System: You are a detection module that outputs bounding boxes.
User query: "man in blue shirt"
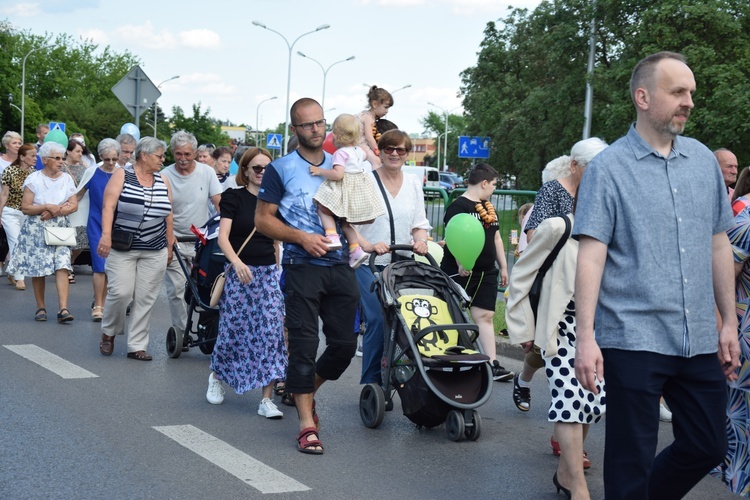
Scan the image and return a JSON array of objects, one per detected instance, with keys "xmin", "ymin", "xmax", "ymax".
[
  {"xmin": 573, "ymin": 52, "xmax": 740, "ymax": 499},
  {"xmin": 256, "ymin": 98, "xmax": 359, "ymax": 455}
]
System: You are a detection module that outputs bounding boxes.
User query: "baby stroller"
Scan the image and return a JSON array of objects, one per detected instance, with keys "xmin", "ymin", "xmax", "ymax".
[
  {"xmin": 166, "ymin": 215, "xmax": 224, "ymax": 358},
  {"xmin": 359, "ymin": 245, "xmax": 493, "ymax": 441}
]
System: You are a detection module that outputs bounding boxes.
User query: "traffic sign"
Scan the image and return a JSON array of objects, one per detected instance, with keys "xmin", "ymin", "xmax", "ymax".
[
  {"xmin": 267, "ymin": 133, "xmax": 282, "ymax": 150},
  {"xmin": 458, "ymin": 136, "xmax": 490, "ymax": 159},
  {"xmin": 49, "ymin": 122, "xmax": 66, "ymax": 133},
  {"xmin": 112, "ymin": 65, "xmax": 161, "ymax": 126}
]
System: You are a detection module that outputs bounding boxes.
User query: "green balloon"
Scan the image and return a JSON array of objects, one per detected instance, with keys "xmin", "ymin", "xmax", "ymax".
[
  {"xmin": 44, "ymin": 129, "xmax": 68, "ymax": 148},
  {"xmin": 444, "ymin": 213, "xmax": 484, "ymax": 270}
]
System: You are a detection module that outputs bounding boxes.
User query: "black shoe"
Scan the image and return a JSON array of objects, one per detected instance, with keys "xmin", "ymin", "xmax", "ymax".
[
  {"xmin": 491, "ymin": 360, "xmax": 513, "ymax": 382},
  {"xmin": 512, "ymin": 373, "xmax": 531, "ymax": 411},
  {"xmin": 281, "ymin": 392, "xmax": 296, "ymax": 407},
  {"xmin": 553, "ymin": 472, "xmax": 571, "ymax": 499}
]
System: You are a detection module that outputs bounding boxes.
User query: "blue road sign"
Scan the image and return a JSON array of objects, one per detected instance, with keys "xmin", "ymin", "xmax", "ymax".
[
  {"xmin": 267, "ymin": 133, "xmax": 282, "ymax": 150},
  {"xmin": 458, "ymin": 136, "xmax": 490, "ymax": 159},
  {"xmin": 49, "ymin": 121, "xmax": 66, "ymax": 133}
]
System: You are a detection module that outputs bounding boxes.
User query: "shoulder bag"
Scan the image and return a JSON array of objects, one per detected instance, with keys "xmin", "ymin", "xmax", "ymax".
[
  {"xmin": 209, "ymin": 227, "xmax": 256, "ymax": 308},
  {"xmin": 528, "ymin": 214, "xmax": 571, "ymax": 323}
]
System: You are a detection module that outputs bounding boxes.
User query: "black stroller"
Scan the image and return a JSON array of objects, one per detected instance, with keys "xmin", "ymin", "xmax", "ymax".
[
  {"xmin": 359, "ymin": 245, "xmax": 493, "ymax": 441},
  {"xmin": 165, "ymin": 215, "xmax": 224, "ymax": 358}
]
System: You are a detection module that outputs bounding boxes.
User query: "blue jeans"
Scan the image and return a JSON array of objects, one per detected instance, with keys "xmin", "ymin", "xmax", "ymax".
[{"xmin": 356, "ymin": 265, "xmax": 386, "ymax": 384}]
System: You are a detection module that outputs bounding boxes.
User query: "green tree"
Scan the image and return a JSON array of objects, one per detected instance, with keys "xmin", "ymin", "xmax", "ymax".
[
  {"xmin": 169, "ymin": 102, "xmax": 231, "ymax": 150},
  {"xmin": 420, "ymin": 111, "xmax": 469, "ymax": 175},
  {"xmin": 459, "ymin": 0, "xmax": 750, "ymax": 189}
]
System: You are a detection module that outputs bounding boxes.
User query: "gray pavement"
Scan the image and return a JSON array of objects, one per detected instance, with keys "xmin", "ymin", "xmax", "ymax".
[{"xmin": 0, "ymin": 267, "xmax": 736, "ymax": 499}]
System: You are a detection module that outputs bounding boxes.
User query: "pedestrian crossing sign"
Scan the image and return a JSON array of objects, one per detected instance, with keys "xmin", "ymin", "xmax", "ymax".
[
  {"xmin": 49, "ymin": 121, "xmax": 66, "ymax": 133},
  {"xmin": 267, "ymin": 133, "xmax": 282, "ymax": 150}
]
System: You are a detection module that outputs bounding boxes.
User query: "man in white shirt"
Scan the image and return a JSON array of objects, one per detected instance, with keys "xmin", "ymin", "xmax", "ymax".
[{"xmin": 161, "ymin": 131, "xmax": 222, "ymax": 341}]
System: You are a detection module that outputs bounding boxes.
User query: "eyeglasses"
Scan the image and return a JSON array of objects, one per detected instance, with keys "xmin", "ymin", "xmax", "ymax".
[
  {"xmin": 149, "ymin": 153, "xmax": 166, "ymax": 160},
  {"xmin": 383, "ymin": 146, "xmax": 408, "ymax": 156},
  {"xmin": 244, "ymin": 165, "xmax": 267, "ymax": 173},
  {"xmin": 46, "ymin": 156, "xmax": 64, "ymax": 161},
  {"xmin": 102, "ymin": 158, "xmax": 118, "ymax": 163},
  {"xmin": 293, "ymin": 119, "xmax": 326, "ymax": 131}
]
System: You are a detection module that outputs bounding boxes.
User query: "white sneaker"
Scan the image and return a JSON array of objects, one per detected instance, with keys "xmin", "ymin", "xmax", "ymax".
[
  {"xmin": 206, "ymin": 373, "xmax": 225, "ymax": 405},
  {"xmin": 258, "ymin": 398, "xmax": 283, "ymax": 419},
  {"xmin": 355, "ymin": 335, "xmax": 363, "ymax": 357},
  {"xmin": 659, "ymin": 402, "xmax": 672, "ymax": 422}
]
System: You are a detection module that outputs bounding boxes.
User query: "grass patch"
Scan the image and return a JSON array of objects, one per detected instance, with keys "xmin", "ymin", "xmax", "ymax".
[{"xmin": 493, "ymin": 298, "xmax": 507, "ymax": 335}]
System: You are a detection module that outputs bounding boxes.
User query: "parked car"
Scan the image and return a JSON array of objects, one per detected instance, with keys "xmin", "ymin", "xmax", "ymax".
[
  {"xmin": 439, "ymin": 173, "xmax": 456, "ymax": 191},
  {"xmin": 442, "ymin": 172, "xmax": 464, "ymax": 188}
]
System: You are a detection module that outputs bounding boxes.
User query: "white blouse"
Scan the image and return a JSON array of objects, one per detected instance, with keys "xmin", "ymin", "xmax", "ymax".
[{"xmin": 23, "ymin": 170, "xmax": 77, "ymax": 206}]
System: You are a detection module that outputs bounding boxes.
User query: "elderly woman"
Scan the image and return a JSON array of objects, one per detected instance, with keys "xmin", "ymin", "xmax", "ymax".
[
  {"xmin": 0, "ymin": 131, "xmax": 22, "ymax": 173},
  {"xmin": 76, "ymin": 139, "xmax": 121, "ymax": 321},
  {"xmin": 0, "ymin": 143, "xmax": 38, "ymax": 290},
  {"xmin": 98, "ymin": 137, "xmax": 173, "ymax": 360},
  {"xmin": 7, "ymin": 141, "xmax": 78, "ymax": 322},
  {"xmin": 197, "ymin": 144, "xmax": 215, "ymax": 166},
  {"xmin": 206, "ymin": 147, "xmax": 287, "ymax": 420},
  {"xmin": 64, "ymin": 139, "xmax": 89, "ymax": 283},
  {"xmin": 354, "ymin": 129, "xmax": 431, "ymax": 385}
]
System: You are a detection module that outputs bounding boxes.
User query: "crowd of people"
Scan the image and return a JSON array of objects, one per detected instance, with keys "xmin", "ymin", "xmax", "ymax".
[{"xmin": 1, "ymin": 53, "xmax": 749, "ymax": 498}]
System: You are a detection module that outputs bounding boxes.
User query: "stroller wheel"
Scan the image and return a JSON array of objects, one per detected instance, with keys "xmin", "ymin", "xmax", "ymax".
[
  {"xmin": 446, "ymin": 410, "xmax": 465, "ymax": 441},
  {"xmin": 166, "ymin": 326, "xmax": 183, "ymax": 359},
  {"xmin": 359, "ymin": 383, "xmax": 385, "ymax": 428},
  {"xmin": 464, "ymin": 410, "xmax": 482, "ymax": 441}
]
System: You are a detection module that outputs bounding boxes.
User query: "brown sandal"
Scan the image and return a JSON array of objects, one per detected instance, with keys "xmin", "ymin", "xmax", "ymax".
[
  {"xmin": 99, "ymin": 334, "xmax": 114, "ymax": 356},
  {"xmin": 297, "ymin": 427, "xmax": 324, "ymax": 455},
  {"xmin": 127, "ymin": 350, "xmax": 152, "ymax": 361}
]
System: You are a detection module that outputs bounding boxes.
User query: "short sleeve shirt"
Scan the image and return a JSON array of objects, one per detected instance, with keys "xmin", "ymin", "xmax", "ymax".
[
  {"xmin": 161, "ymin": 162, "xmax": 223, "ymax": 238},
  {"xmin": 573, "ymin": 125, "xmax": 733, "ymax": 357},
  {"xmin": 219, "ymin": 187, "xmax": 275, "ymax": 266},
  {"xmin": 23, "ymin": 170, "xmax": 77, "ymax": 206},
  {"xmin": 1, "ymin": 165, "xmax": 33, "ymax": 210}
]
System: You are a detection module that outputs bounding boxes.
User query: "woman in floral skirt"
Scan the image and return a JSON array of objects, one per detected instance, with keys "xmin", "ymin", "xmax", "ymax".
[{"xmin": 205, "ymin": 147, "xmax": 287, "ymax": 419}]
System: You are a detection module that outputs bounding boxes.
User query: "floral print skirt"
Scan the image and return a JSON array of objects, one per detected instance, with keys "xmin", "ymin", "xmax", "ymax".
[
  {"xmin": 210, "ymin": 263, "xmax": 287, "ymax": 394},
  {"xmin": 7, "ymin": 215, "xmax": 72, "ymax": 277}
]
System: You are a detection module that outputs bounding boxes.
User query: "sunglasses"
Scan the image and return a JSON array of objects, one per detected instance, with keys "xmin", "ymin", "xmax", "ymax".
[
  {"xmin": 244, "ymin": 165, "xmax": 267, "ymax": 173},
  {"xmin": 383, "ymin": 146, "xmax": 408, "ymax": 156}
]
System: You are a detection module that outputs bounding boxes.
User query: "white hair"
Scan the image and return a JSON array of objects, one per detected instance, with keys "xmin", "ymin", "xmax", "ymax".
[
  {"xmin": 542, "ymin": 155, "xmax": 571, "ymax": 183},
  {"xmin": 570, "ymin": 137, "xmax": 608, "ymax": 167},
  {"xmin": 38, "ymin": 141, "xmax": 65, "ymax": 158}
]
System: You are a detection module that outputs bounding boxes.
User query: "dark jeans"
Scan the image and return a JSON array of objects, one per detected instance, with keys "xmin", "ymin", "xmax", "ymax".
[
  {"xmin": 283, "ymin": 263, "xmax": 359, "ymax": 394},
  {"xmin": 601, "ymin": 348, "xmax": 727, "ymax": 500},
  {"xmin": 356, "ymin": 264, "xmax": 385, "ymax": 384}
]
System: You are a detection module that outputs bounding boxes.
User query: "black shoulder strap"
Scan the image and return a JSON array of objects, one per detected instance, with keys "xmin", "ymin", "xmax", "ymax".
[
  {"xmin": 538, "ymin": 214, "xmax": 572, "ymax": 278},
  {"xmin": 373, "ymin": 170, "xmax": 396, "ymax": 245}
]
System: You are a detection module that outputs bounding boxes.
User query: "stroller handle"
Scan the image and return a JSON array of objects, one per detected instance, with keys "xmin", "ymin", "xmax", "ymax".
[{"xmin": 368, "ymin": 243, "xmax": 439, "ymax": 272}]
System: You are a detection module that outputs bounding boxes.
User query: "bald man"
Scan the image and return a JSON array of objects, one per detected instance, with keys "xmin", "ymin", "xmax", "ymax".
[{"xmin": 715, "ymin": 148, "xmax": 738, "ymax": 199}]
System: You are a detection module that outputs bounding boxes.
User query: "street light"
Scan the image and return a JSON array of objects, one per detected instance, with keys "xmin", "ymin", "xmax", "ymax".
[
  {"xmin": 391, "ymin": 84, "xmax": 412, "ymax": 94},
  {"xmin": 153, "ymin": 75, "xmax": 180, "ymax": 140},
  {"xmin": 7, "ymin": 94, "xmax": 21, "ymax": 115},
  {"xmin": 21, "ymin": 44, "xmax": 56, "ymax": 142},
  {"xmin": 427, "ymin": 102, "xmax": 461, "ymax": 171},
  {"xmin": 253, "ymin": 20, "xmax": 330, "ymax": 155},
  {"xmin": 297, "ymin": 52, "xmax": 354, "ymax": 111},
  {"xmin": 256, "ymin": 96, "xmax": 278, "ymax": 147}
]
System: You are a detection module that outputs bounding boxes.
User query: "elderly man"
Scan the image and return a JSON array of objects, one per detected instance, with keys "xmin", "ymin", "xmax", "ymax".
[
  {"xmin": 573, "ymin": 51, "xmax": 740, "ymax": 500},
  {"xmin": 715, "ymin": 148, "xmax": 738, "ymax": 199},
  {"xmin": 256, "ymin": 98, "xmax": 359, "ymax": 455},
  {"xmin": 115, "ymin": 133, "xmax": 136, "ymax": 168},
  {"xmin": 161, "ymin": 131, "xmax": 222, "ymax": 341}
]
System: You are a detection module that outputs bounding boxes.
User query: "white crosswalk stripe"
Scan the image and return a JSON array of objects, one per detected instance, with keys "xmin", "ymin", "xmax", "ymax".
[
  {"xmin": 3, "ymin": 344, "xmax": 98, "ymax": 379},
  {"xmin": 153, "ymin": 424, "xmax": 310, "ymax": 494}
]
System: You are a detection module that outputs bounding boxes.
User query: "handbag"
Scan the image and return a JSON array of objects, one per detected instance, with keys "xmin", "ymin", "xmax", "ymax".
[
  {"xmin": 43, "ymin": 226, "xmax": 77, "ymax": 246},
  {"xmin": 209, "ymin": 228, "xmax": 256, "ymax": 308},
  {"xmin": 373, "ymin": 171, "xmax": 411, "ymax": 262},
  {"xmin": 111, "ymin": 228, "xmax": 134, "ymax": 251},
  {"xmin": 528, "ymin": 214, "xmax": 571, "ymax": 323}
]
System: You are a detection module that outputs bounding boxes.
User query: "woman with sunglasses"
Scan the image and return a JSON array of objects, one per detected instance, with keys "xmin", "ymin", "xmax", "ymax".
[
  {"xmin": 6, "ymin": 141, "xmax": 78, "ymax": 322},
  {"xmin": 205, "ymin": 147, "xmax": 287, "ymax": 420},
  {"xmin": 353, "ymin": 129, "xmax": 431, "ymax": 385},
  {"xmin": 75, "ymin": 138, "xmax": 121, "ymax": 321}
]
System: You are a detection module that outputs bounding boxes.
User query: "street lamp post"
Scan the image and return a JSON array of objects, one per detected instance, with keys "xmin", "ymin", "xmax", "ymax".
[
  {"xmin": 428, "ymin": 102, "xmax": 461, "ymax": 171},
  {"xmin": 297, "ymin": 52, "xmax": 354, "ymax": 111},
  {"xmin": 391, "ymin": 84, "xmax": 412, "ymax": 94},
  {"xmin": 253, "ymin": 21, "xmax": 330, "ymax": 155},
  {"xmin": 256, "ymin": 96, "xmax": 278, "ymax": 147},
  {"xmin": 21, "ymin": 44, "xmax": 56, "ymax": 142},
  {"xmin": 153, "ymin": 75, "xmax": 180, "ymax": 140}
]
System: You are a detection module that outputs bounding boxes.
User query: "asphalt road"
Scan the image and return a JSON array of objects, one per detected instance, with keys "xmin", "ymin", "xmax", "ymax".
[{"xmin": 0, "ymin": 268, "xmax": 737, "ymax": 499}]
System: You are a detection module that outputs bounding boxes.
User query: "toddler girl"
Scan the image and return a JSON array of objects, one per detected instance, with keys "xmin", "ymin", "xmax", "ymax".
[
  {"xmin": 358, "ymin": 86, "xmax": 393, "ymax": 168},
  {"xmin": 311, "ymin": 114, "xmax": 386, "ymax": 268}
]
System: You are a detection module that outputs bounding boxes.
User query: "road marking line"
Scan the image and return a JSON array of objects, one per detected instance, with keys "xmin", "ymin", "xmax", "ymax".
[
  {"xmin": 152, "ymin": 424, "xmax": 310, "ymax": 494},
  {"xmin": 3, "ymin": 344, "xmax": 98, "ymax": 379}
]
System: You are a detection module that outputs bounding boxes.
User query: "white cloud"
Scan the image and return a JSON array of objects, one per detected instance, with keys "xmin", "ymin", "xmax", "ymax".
[
  {"xmin": 1, "ymin": 2, "xmax": 42, "ymax": 17},
  {"xmin": 77, "ymin": 28, "xmax": 109, "ymax": 45},
  {"xmin": 178, "ymin": 29, "xmax": 221, "ymax": 49},
  {"xmin": 176, "ymin": 73, "xmax": 239, "ymax": 97}
]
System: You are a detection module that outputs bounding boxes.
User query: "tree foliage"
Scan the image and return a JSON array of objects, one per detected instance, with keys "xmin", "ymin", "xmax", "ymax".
[
  {"xmin": 420, "ymin": 111, "xmax": 469, "ymax": 175},
  {"xmin": 459, "ymin": 0, "xmax": 750, "ymax": 189}
]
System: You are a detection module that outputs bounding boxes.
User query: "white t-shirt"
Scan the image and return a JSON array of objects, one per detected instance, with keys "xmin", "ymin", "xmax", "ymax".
[
  {"xmin": 23, "ymin": 170, "xmax": 77, "ymax": 206},
  {"xmin": 0, "ymin": 157, "xmax": 11, "ymax": 177},
  {"xmin": 161, "ymin": 161, "xmax": 223, "ymax": 237}
]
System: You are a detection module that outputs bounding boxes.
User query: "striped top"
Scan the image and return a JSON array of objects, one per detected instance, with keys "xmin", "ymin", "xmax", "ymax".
[{"xmin": 113, "ymin": 165, "xmax": 171, "ymax": 250}]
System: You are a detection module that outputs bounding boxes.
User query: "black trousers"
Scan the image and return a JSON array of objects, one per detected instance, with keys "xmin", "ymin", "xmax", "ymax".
[
  {"xmin": 601, "ymin": 348, "xmax": 727, "ymax": 500},
  {"xmin": 283, "ymin": 263, "xmax": 359, "ymax": 394}
]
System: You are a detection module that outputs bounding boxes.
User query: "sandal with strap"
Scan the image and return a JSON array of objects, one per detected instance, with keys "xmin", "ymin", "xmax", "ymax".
[
  {"xmin": 68, "ymin": 272, "xmax": 76, "ymax": 284},
  {"xmin": 92, "ymin": 306, "xmax": 104, "ymax": 322},
  {"xmin": 127, "ymin": 350, "xmax": 153, "ymax": 361},
  {"xmin": 57, "ymin": 308, "xmax": 74, "ymax": 323},
  {"xmin": 99, "ymin": 334, "xmax": 114, "ymax": 356},
  {"xmin": 35, "ymin": 308, "xmax": 47, "ymax": 321},
  {"xmin": 312, "ymin": 399, "xmax": 320, "ymax": 430},
  {"xmin": 297, "ymin": 427, "xmax": 324, "ymax": 455},
  {"xmin": 273, "ymin": 380, "xmax": 286, "ymax": 396}
]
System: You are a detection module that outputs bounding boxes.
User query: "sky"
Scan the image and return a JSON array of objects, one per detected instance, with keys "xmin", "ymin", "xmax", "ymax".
[{"xmin": 2, "ymin": 0, "xmax": 543, "ymax": 138}]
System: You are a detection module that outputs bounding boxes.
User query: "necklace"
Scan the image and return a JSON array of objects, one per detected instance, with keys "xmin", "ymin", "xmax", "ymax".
[
  {"xmin": 134, "ymin": 166, "xmax": 153, "ymax": 185},
  {"xmin": 475, "ymin": 200, "xmax": 497, "ymax": 225}
]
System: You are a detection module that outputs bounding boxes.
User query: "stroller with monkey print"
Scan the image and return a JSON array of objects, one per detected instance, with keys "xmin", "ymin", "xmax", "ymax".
[{"xmin": 358, "ymin": 245, "xmax": 493, "ymax": 441}]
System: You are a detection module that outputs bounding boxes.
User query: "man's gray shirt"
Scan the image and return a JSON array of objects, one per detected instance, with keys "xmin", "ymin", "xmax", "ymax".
[{"xmin": 573, "ymin": 124, "xmax": 733, "ymax": 357}]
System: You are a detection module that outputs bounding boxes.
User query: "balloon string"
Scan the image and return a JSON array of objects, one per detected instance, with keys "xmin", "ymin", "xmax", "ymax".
[{"xmin": 468, "ymin": 270, "xmax": 484, "ymax": 306}]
